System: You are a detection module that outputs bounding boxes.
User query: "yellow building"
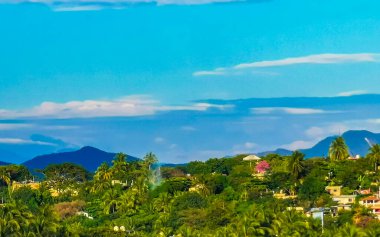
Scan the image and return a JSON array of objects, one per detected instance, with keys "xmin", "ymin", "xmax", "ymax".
[
  {"xmin": 12, "ymin": 181, "xmax": 40, "ymax": 191},
  {"xmin": 273, "ymin": 190, "xmax": 297, "ymax": 199},
  {"xmin": 326, "ymin": 186, "xmax": 342, "ymax": 197},
  {"xmin": 360, "ymin": 196, "xmax": 380, "ymax": 219},
  {"xmin": 286, "ymin": 207, "xmax": 304, "ymax": 212},
  {"xmin": 332, "ymin": 195, "xmax": 356, "ymax": 205}
]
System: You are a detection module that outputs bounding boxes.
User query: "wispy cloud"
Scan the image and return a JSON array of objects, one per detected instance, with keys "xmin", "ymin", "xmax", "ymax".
[
  {"xmin": 368, "ymin": 119, "xmax": 380, "ymax": 124},
  {"xmin": 281, "ymin": 140, "xmax": 318, "ymax": 151},
  {"xmin": 193, "ymin": 68, "xmax": 226, "ymax": 77},
  {"xmin": 0, "ymin": 95, "xmax": 233, "ymax": 119},
  {"xmin": 194, "ymin": 53, "xmax": 380, "ymax": 77},
  {"xmin": 0, "ymin": 138, "xmax": 57, "ymax": 146},
  {"xmin": 3, "ymin": 0, "xmax": 268, "ymax": 11},
  {"xmin": 251, "ymin": 107, "xmax": 331, "ymax": 115},
  {"xmin": 232, "ymin": 141, "xmax": 258, "ymax": 154},
  {"xmin": 154, "ymin": 137, "xmax": 166, "ymax": 144},
  {"xmin": 0, "ymin": 123, "xmax": 33, "ymax": 130},
  {"xmin": 180, "ymin": 126, "xmax": 197, "ymax": 132},
  {"xmin": 337, "ymin": 90, "xmax": 369, "ymax": 97}
]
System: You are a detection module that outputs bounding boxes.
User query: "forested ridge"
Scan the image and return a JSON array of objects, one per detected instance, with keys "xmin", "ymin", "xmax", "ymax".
[{"xmin": 1, "ymin": 137, "xmax": 380, "ymax": 236}]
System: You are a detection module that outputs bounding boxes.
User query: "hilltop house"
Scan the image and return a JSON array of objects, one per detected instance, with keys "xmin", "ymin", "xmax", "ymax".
[
  {"xmin": 359, "ymin": 190, "xmax": 380, "ymax": 219},
  {"xmin": 326, "ymin": 186, "xmax": 356, "ymax": 207},
  {"xmin": 243, "ymin": 155, "xmax": 261, "ymax": 167},
  {"xmin": 273, "ymin": 190, "xmax": 297, "ymax": 199},
  {"xmin": 12, "ymin": 181, "xmax": 40, "ymax": 191}
]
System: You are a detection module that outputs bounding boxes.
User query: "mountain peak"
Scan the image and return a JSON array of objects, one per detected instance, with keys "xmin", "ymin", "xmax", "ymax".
[
  {"xmin": 79, "ymin": 146, "xmax": 103, "ymax": 152},
  {"xmin": 23, "ymin": 146, "xmax": 140, "ymax": 172},
  {"xmin": 342, "ymin": 130, "xmax": 373, "ymax": 136}
]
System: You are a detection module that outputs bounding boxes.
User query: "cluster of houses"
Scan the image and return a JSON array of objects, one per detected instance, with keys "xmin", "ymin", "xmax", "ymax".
[
  {"xmin": 11, "ymin": 180, "xmax": 76, "ymax": 197},
  {"xmin": 242, "ymin": 154, "xmax": 380, "ymax": 219}
]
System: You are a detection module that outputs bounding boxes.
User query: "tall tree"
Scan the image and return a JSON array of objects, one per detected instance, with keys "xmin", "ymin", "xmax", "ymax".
[
  {"xmin": 111, "ymin": 153, "xmax": 129, "ymax": 180},
  {"xmin": 287, "ymin": 151, "xmax": 304, "ymax": 179},
  {"xmin": 0, "ymin": 168, "xmax": 10, "ymax": 186},
  {"xmin": 42, "ymin": 163, "xmax": 89, "ymax": 194},
  {"xmin": 94, "ymin": 162, "xmax": 112, "ymax": 181},
  {"xmin": 368, "ymin": 144, "xmax": 380, "ymax": 171},
  {"xmin": 102, "ymin": 187, "xmax": 121, "ymax": 214},
  {"xmin": 144, "ymin": 152, "xmax": 158, "ymax": 171},
  {"xmin": 328, "ymin": 136, "xmax": 349, "ymax": 161}
]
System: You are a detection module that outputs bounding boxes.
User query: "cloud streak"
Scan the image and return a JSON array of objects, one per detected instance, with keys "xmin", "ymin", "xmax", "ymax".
[
  {"xmin": 0, "ymin": 123, "xmax": 33, "ymax": 130},
  {"xmin": 0, "ymin": 95, "xmax": 233, "ymax": 119},
  {"xmin": 337, "ymin": 90, "xmax": 369, "ymax": 97},
  {"xmin": 251, "ymin": 107, "xmax": 332, "ymax": 115},
  {"xmin": 3, "ymin": 0, "xmax": 268, "ymax": 11},
  {"xmin": 0, "ymin": 138, "xmax": 56, "ymax": 146},
  {"xmin": 194, "ymin": 53, "xmax": 380, "ymax": 77}
]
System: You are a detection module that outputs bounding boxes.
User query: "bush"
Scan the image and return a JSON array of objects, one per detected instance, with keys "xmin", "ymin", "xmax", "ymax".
[
  {"xmin": 172, "ymin": 192, "xmax": 207, "ymax": 211},
  {"xmin": 54, "ymin": 200, "xmax": 86, "ymax": 219}
]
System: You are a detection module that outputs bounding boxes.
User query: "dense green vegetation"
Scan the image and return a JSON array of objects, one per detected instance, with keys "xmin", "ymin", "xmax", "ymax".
[{"xmin": 1, "ymin": 137, "xmax": 380, "ymax": 236}]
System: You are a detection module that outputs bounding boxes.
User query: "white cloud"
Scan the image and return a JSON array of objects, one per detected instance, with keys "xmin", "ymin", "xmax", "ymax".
[
  {"xmin": 337, "ymin": 90, "xmax": 369, "ymax": 97},
  {"xmin": 281, "ymin": 140, "xmax": 318, "ymax": 151},
  {"xmin": 0, "ymin": 123, "xmax": 33, "ymax": 130},
  {"xmin": 305, "ymin": 126, "xmax": 325, "ymax": 138},
  {"xmin": 304, "ymin": 124, "xmax": 348, "ymax": 140},
  {"xmin": 154, "ymin": 137, "xmax": 166, "ymax": 144},
  {"xmin": 3, "ymin": 0, "xmax": 250, "ymax": 11},
  {"xmin": 282, "ymin": 121, "xmax": 373, "ymax": 151},
  {"xmin": 0, "ymin": 138, "xmax": 56, "ymax": 146},
  {"xmin": 232, "ymin": 141, "xmax": 258, "ymax": 154},
  {"xmin": 252, "ymin": 107, "xmax": 330, "ymax": 115},
  {"xmin": 54, "ymin": 5, "xmax": 104, "ymax": 11},
  {"xmin": 0, "ymin": 95, "xmax": 233, "ymax": 119},
  {"xmin": 194, "ymin": 53, "xmax": 380, "ymax": 77},
  {"xmin": 158, "ymin": 0, "xmax": 243, "ymax": 4},
  {"xmin": 193, "ymin": 68, "xmax": 226, "ymax": 77},
  {"xmin": 235, "ymin": 53, "xmax": 380, "ymax": 69},
  {"xmin": 367, "ymin": 119, "xmax": 380, "ymax": 125},
  {"xmin": 244, "ymin": 142, "xmax": 257, "ymax": 149},
  {"xmin": 40, "ymin": 125, "xmax": 79, "ymax": 130},
  {"xmin": 169, "ymin": 144, "xmax": 178, "ymax": 149},
  {"xmin": 181, "ymin": 126, "xmax": 197, "ymax": 132}
]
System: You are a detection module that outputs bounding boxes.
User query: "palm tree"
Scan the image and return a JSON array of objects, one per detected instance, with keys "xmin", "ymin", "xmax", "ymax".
[
  {"xmin": 111, "ymin": 153, "xmax": 128, "ymax": 180},
  {"xmin": 367, "ymin": 144, "xmax": 380, "ymax": 171},
  {"xmin": 0, "ymin": 168, "xmax": 11, "ymax": 186},
  {"xmin": 30, "ymin": 205, "xmax": 59, "ymax": 236},
  {"xmin": 143, "ymin": 152, "xmax": 158, "ymax": 171},
  {"xmin": 94, "ymin": 162, "xmax": 112, "ymax": 181},
  {"xmin": 336, "ymin": 223, "xmax": 365, "ymax": 237},
  {"xmin": 287, "ymin": 151, "xmax": 304, "ymax": 179},
  {"xmin": 154, "ymin": 193, "xmax": 171, "ymax": 213},
  {"xmin": 92, "ymin": 162, "xmax": 112, "ymax": 193},
  {"xmin": 329, "ymin": 136, "xmax": 349, "ymax": 161},
  {"xmin": 118, "ymin": 189, "xmax": 139, "ymax": 215},
  {"xmin": 102, "ymin": 187, "xmax": 121, "ymax": 214},
  {"xmin": 0, "ymin": 200, "xmax": 33, "ymax": 236}
]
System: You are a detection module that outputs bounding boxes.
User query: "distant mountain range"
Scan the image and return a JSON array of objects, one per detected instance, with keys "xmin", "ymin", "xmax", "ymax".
[
  {"xmin": 0, "ymin": 160, "xmax": 10, "ymax": 166},
  {"xmin": 1, "ymin": 130, "xmax": 379, "ymax": 171},
  {"xmin": 22, "ymin": 146, "xmax": 140, "ymax": 172},
  {"xmin": 257, "ymin": 148, "xmax": 293, "ymax": 157},
  {"xmin": 258, "ymin": 130, "xmax": 379, "ymax": 158},
  {"xmin": 0, "ymin": 148, "xmax": 27, "ymax": 165}
]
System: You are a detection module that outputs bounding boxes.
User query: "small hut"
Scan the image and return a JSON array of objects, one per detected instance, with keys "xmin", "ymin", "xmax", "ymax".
[{"xmin": 243, "ymin": 154, "xmax": 261, "ymax": 167}]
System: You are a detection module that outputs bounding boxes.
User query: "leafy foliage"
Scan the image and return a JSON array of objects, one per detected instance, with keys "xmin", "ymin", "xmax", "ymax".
[{"xmin": 1, "ymin": 144, "xmax": 380, "ymax": 236}]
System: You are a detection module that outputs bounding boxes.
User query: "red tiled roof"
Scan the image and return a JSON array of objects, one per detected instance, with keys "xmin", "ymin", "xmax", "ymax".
[
  {"xmin": 360, "ymin": 189, "xmax": 371, "ymax": 195},
  {"xmin": 362, "ymin": 196, "xmax": 380, "ymax": 201}
]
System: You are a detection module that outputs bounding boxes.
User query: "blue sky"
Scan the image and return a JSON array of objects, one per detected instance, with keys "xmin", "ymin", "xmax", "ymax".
[{"xmin": 1, "ymin": 0, "xmax": 380, "ymax": 163}]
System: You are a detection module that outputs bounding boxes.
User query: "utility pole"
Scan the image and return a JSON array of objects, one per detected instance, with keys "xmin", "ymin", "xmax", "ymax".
[{"xmin": 321, "ymin": 208, "xmax": 324, "ymax": 233}]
